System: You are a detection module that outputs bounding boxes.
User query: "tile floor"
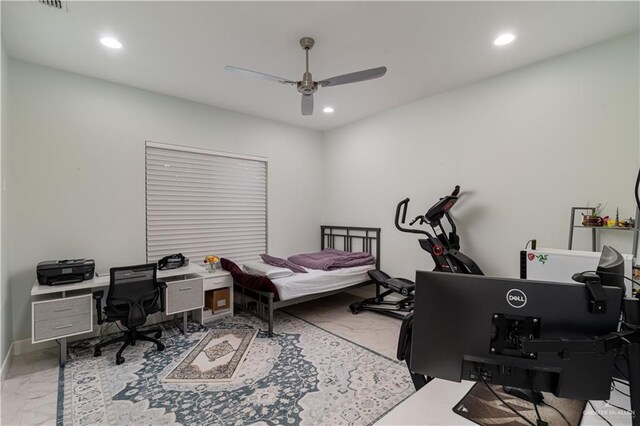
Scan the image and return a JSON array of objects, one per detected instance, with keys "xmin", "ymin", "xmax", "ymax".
[
  {"xmin": 0, "ymin": 292, "xmax": 402, "ymax": 425},
  {"xmin": 1, "ymin": 348, "xmax": 60, "ymax": 425}
]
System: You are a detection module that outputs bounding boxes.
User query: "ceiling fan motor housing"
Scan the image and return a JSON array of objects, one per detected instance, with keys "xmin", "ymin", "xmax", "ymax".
[{"xmin": 298, "ymin": 72, "xmax": 317, "ymax": 94}]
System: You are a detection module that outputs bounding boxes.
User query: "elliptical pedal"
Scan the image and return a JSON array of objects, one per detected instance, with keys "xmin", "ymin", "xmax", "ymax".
[{"xmin": 349, "ymin": 270, "xmax": 415, "ymax": 320}]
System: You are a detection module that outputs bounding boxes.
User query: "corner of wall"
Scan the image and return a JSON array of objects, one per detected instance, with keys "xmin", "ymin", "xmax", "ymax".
[{"xmin": 1, "ymin": 18, "xmax": 15, "ymax": 369}]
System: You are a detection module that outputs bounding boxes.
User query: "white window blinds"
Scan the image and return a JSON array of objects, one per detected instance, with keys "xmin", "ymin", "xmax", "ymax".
[{"xmin": 145, "ymin": 143, "xmax": 267, "ymax": 265}]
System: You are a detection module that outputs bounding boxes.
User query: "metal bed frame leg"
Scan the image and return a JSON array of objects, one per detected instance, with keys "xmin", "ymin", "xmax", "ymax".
[{"xmin": 268, "ymin": 293, "xmax": 274, "ymax": 337}]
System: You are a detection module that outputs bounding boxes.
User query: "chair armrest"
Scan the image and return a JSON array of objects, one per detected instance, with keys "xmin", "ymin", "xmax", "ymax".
[
  {"xmin": 93, "ymin": 290, "xmax": 104, "ymax": 325},
  {"xmin": 157, "ymin": 281, "xmax": 167, "ymax": 312}
]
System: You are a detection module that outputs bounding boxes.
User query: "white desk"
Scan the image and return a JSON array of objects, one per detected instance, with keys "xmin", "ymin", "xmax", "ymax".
[
  {"xmin": 377, "ymin": 379, "xmax": 633, "ymax": 425},
  {"xmin": 30, "ymin": 263, "xmax": 226, "ymax": 366}
]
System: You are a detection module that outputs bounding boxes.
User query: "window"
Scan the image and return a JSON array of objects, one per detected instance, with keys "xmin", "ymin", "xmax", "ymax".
[{"xmin": 145, "ymin": 142, "xmax": 267, "ymax": 265}]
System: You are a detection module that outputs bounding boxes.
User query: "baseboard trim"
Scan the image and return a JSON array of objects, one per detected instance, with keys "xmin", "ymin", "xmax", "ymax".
[
  {"xmin": 13, "ymin": 338, "xmax": 57, "ymax": 356},
  {"xmin": 1, "ymin": 341, "xmax": 15, "ymax": 386}
]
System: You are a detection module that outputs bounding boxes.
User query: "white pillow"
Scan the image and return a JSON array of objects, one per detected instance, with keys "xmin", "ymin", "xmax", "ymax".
[{"xmin": 242, "ymin": 261, "xmax": 293, "ymax": 279}]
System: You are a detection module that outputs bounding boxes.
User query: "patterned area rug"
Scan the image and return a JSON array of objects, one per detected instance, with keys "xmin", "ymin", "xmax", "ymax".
[
  {"xmin": 163, "ymin": 328, "xmax": 257, "ymax": 383},
  {"xmin": 453, "ymin": 383, "xmax": 586, "ymax": 425},
  {"xmin": 58, "ymin": 312, "xmax": 414, "ymax": 425}
]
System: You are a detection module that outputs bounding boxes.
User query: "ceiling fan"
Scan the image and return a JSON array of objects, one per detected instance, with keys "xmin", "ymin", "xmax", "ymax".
[{"xmin": 225, "ymin": 37, "xmax": 387, "ymax": 116}]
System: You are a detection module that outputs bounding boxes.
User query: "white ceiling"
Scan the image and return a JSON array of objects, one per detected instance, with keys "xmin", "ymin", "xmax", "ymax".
[{"xmin": 2, "ymin": 1, "xmax": 639, "ymax": 131}]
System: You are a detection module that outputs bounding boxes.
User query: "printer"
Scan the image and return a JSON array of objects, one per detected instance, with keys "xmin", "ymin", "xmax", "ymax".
[{"xmin": 37, "ymin": 259, "xmax": 95, "ymax": 286}]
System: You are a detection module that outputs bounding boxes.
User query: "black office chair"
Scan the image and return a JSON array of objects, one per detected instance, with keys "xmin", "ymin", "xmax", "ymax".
[{"xmin": 93, "ymin": 264, "xmax": 168, "ymax": 365}]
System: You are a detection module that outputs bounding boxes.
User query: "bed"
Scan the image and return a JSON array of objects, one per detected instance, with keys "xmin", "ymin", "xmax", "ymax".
[{"xmin": 233, "ymin": 225, "xmax": 381, "ymax": 336}]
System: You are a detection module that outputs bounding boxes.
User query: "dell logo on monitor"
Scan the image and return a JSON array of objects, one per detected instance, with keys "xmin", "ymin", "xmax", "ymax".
[{"xmin": 506, "ymin": 289, "xmax": 527, "ymax": 308}]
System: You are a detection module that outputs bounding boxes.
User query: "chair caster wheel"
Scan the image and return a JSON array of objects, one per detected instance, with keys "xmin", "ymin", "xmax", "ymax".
[
  {"xmin": 116, "ymin": 357, "xmax": 125, "ymax": 365},
  {"xmin": 350, "ymin": 305, "xmax": 360, "ymax": 315},
  {"xmin": 157, "ymin": 343, "xmax": 165, "ymax": 351},
  {"xmin": 94, "ymin": 349, "xmax": 101, "ymax": 357},
  {"xmin": 155, "ymin": 332, "xmax": 162, "ymax": 339}
]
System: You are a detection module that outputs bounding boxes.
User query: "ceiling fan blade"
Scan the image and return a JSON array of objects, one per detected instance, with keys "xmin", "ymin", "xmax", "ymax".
[
  {"xmin": 301, "ymin": 94, "xmax": 314, "ymax": 116},
  {"xmin": 318, "ymin": 66, "xmax": 387, "ymax": 87},
  {"xmin": 224, "ymin": 65, "xmax": 296, "ymax": 86}
]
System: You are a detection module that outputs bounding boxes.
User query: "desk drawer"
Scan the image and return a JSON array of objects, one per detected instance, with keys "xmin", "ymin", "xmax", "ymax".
[
  {"xmin": 34, "ymin": 314, "xmax": 92, "ymax": 342},
  {"xmin": 166, "ymin": 277, "xmax": 203, "ymax": 315},
  {"xmin": 33, "ymin": 295, "xmax": 91, "ymax": 322},
  {"xmin": 203, "ymin": 274, "xmax": 232, "ymax": 291}
]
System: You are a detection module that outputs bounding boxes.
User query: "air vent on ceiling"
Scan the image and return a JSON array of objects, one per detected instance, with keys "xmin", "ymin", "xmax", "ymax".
[{"xmin": 38, "ymin": 0, "xmax": 67, "ymax": 11}]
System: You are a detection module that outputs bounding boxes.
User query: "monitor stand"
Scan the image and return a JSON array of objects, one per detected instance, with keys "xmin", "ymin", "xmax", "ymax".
[{"xmin": 503, "ymin": 386, "xmax": 544, "ymax": 404}]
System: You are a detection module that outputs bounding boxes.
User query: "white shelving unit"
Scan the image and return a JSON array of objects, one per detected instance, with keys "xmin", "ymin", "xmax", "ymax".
[
  {"xmin": 192, "ymin": 269, "xmax": 234, "ymax": 324},
  {"xmin": 568, "ymin": 206, "xmax": 639, "ymax": 259}
]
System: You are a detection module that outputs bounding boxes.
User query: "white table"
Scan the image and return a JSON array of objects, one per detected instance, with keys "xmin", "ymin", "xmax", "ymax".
[
  {"xmin": 31, "ymin": 263, "xmax": 212, "ymax": 366},
  {"xmin": 377, "ymin": 379, "xmax": 633, "ymax": 425}
]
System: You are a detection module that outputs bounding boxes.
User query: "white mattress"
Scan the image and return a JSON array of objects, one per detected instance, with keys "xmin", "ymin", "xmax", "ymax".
[{"xmin": 270, "ymin": 264, "xmax": 375, "ymax": 301}]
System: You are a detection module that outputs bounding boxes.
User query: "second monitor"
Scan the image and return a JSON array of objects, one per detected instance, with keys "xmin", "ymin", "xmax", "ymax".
[{"xmin": 410, "ymin": 271, "xmax": 623, "ymax": 401}]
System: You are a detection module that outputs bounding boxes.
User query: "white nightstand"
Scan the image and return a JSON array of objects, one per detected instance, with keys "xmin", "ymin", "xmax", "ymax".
[{"xmin": 192, "ymin": 269, "xmax": 234, "ymax": 324}]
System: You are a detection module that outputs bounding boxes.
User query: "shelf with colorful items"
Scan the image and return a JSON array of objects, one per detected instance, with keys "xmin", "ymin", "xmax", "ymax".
[{"xmin": 568, "ymin": 205, "xmax": 639, "ymax": 258}]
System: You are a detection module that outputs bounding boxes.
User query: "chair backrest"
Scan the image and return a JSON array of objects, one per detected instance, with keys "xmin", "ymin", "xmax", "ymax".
[{"xmin": 108, "ymin": 263, "xmax": 160, "ymax": 327}]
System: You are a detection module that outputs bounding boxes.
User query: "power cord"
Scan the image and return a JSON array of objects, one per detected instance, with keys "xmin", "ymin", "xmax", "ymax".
[
  {"xmin": 580, "ymin": 270, "xmax": 639, "ymax": 291},
  {"xmin": 540, "ymin": 401, "xmax": 571, "ymax": 426},
  {"xmin": 604, "ymin": 400, "xmax": 632, "ymax": 414},
  {"xmin": 476, "ymin": 369, "xmax": 536, "ymax": 426},
  {"xmin": 532, "ymin": 401, "xmax": 545, "ymax": 426},
  {"xmin": 612, "ymin": 377, "xmax": 629, "ymax": 386},
  {"xmin": 528, "ymin": 371, "xmax": 547, "ymax": 426},
  {"xmin": 588, "ymin": 401, "xmax": 613, "ymax": 426},
  {"xmin": 614, "ymin": 364, "xmax": 629, "ymax": 382},
  {"xmin": 612, "ymin": 381, "xmax": 630, "ymax": 398}
]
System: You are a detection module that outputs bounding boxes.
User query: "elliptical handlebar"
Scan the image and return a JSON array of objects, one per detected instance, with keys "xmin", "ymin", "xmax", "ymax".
[
  {"xmin": 395, "ymin": 198, "xmax": 433, "ymax": 238},
  {"xmin": 409, "ymin": 216, "xmax": 424, "ymax": 226}
]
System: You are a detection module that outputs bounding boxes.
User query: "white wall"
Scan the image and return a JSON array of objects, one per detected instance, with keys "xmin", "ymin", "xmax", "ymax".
[
  {"xmin": 322, "ymin": 33, "xmax": 639, "ymax": 281},
  {"xmin": 1, "ymin": 14, "xmax": 14, "ymax": 365},
  {"xmin": 7, "ymin": 60, "xmax": 324, "ymax": 341},
  {"xmin": 6, "ymin": 32, "xmax": 639, "ymax": 344}
]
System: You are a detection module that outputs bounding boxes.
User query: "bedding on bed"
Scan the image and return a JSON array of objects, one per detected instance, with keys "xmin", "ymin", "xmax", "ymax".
[
  {"xmin": 271, "ymin": 264, "xmax": 374, "ymax": 301},
  {"xmin": 288, "ymin": 248, "xmax": 375, "ymax": 271},
  {"xmin": 221, "ymin": 258, "xmax": 281, "ymax": 301},
  {"xmin": 222, "ymin": 257, "xmax": 375, "ymax": 302},
  {"xmin": 260, "ymin": 254, "xmax": 307, "ymax": 273},
  {"xmin": 242, "ymin": 261, "xmax": 293, "ymax": 279}
]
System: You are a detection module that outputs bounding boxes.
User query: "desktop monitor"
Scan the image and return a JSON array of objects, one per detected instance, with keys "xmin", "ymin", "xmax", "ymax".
[{"xmin": 410, "ymin": 271, "xmax": 623, "ymax": 400}]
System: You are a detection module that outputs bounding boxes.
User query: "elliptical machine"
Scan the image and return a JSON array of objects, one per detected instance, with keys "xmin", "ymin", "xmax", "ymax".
[
  {"xmin": 395, "ymin": 185, "xmax": 483, "ymax": 275},
  {"xmin": 395, "ymin": 185, "xmax": 485, "ymax": 389},
  {"xmin": 349, "ymin": 185, "xmax": 482, "ymax": 320}
]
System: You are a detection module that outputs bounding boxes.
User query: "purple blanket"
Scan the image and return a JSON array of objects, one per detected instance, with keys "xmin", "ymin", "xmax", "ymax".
[
  {"xmin": 221, "ymin": 258, "xmax": 280, "ymax": 301},
  {"xmin": 288, "ymin": 248, "xmax": 375, "ymax": 271}
]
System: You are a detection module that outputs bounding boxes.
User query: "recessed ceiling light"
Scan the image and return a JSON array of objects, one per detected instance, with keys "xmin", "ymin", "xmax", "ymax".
[
  {"xmin": 323, "ymin": 107, "xmax": 334, "ymax": 113},
  {"xmin": 100, "ymin": 37, "xmax": 122, "ymax": 49},
  {"xmin": 494, "ymin": 33, "xmax": 516, "ymax": 46}
]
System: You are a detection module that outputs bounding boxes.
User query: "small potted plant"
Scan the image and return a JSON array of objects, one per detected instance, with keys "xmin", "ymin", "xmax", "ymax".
[{"xmin": 203, "ymin": 255, "xmax": 220, "ymax": 272}]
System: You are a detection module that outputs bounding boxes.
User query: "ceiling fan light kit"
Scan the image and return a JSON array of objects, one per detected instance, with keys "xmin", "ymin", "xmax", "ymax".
[{"xmin": 225, "ymin": 37, "xmax": 387, "ymax": 116}]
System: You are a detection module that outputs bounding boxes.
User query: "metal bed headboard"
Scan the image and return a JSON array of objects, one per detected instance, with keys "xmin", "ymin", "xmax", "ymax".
[{"xmin": 321, "ymin": 225, "xmax": 381, "ymax": 270}]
